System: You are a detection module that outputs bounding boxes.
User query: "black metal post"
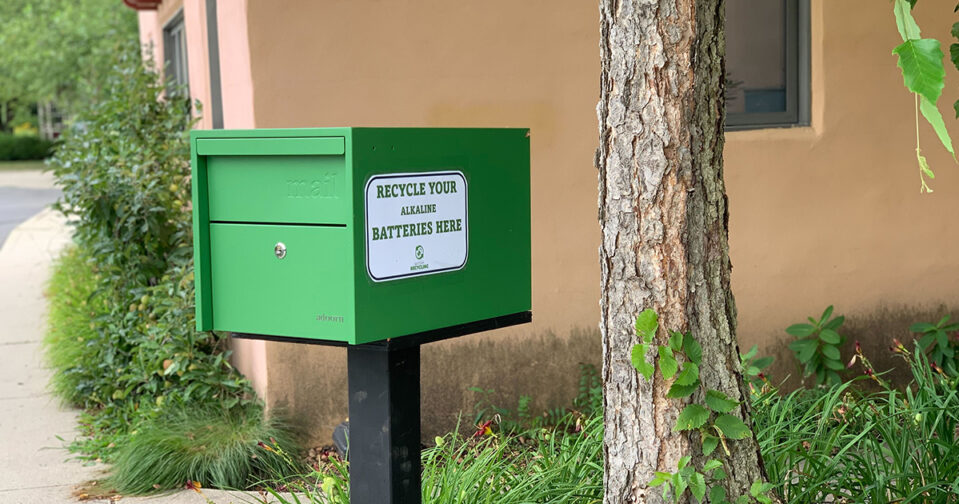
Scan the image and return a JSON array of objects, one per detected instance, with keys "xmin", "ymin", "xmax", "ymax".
[{"xmin": 347, "ymin": 343, "xmax": 421, "ymax": 504}]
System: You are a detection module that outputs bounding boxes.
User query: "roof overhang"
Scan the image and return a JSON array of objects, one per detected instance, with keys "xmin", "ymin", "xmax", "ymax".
[{"xmin": 123, "ymin": 0, "xmax": 162, "ymax": 10}]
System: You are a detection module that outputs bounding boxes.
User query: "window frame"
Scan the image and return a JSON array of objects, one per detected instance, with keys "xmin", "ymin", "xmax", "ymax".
[
  {"xmin": 725, "ymin": 0, "xmax": 810, "ymax": 131},
  {"xmin": 162, "ymin": 9, "xmax": 190, "ymax": 98}
]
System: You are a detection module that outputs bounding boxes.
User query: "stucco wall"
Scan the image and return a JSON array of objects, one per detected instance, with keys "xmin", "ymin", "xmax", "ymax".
[
  {"xmin": 243, "ymin": 0, "xmax": 604, "ymax": 442},
  {"xmin": 726, "ymin": 1, "xmax": 959, "ymax": 374},
  {"xmin": 145, "ymin": 0, "xmax": 959, "ymax": 444}
]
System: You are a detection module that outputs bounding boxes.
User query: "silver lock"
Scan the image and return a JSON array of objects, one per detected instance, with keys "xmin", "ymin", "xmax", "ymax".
[{"xmin": 274, "ymin": 242, "xmax": 287, "ymax": 259}]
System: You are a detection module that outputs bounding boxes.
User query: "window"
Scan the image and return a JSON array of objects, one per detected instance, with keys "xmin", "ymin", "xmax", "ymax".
[
  {"xmin": 163, "ymin": 10, "xmax": 190, "ymax": 97},
  {"xmin": 725, "ymin": 0, "xmax": 810, "ymax": 130}
]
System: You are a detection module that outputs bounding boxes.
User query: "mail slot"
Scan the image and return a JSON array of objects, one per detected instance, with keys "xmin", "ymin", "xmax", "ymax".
[{"xmin": 191, "ymin": 128, "xmax": 531, "ymax": 344}]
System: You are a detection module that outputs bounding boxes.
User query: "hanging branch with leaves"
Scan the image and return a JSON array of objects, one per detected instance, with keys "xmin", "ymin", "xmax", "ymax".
[{"xmin": 892, "ymin": 0, "xmax": 959, "ymax": 193}]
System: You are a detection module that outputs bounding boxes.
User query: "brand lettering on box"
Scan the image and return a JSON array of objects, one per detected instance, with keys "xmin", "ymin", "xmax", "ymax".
[
  {"xmin": 365, "ymin": 171, "xmax": 468, "ymax": 281},
  {"xmin": 286, "ymin": 172, "xmax": 337, "ymax": 199}
]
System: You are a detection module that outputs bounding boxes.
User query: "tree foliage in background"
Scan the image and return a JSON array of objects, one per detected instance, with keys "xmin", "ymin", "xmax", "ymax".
[{"xmin": 0, "ymin": 0, "xmax": 137, "ymax": 125}]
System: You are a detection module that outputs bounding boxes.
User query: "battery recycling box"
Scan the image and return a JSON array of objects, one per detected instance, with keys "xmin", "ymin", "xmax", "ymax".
[{"xmin": 191, "ymin": 128, "xmax": 531, "ymax": 345}]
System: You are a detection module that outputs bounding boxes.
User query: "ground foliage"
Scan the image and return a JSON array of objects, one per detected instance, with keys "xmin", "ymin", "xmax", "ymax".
[
  {"xmin": 253, "ymin": 334, "xmax": 959, "ymax": 503},
  {"xmin": 44, "ymin": 44, "xmax": 260, "ymax": 463}
]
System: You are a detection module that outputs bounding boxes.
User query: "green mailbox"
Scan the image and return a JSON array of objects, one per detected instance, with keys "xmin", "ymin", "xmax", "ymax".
[{"xmin": 191, "ymin": 127, "xmax": 531, "ymax": 345}]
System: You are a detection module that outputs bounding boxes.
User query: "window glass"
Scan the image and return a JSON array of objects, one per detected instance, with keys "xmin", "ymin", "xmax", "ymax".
[
  {"xmin": 163, "ymin": 11, "xmax": 190, "ymax": 97},
  {"xmin": 726, "ymin": 0, "xmax": 808, "ymax": 129},
  {"xmin": 726, "ymin": 0, "xmax": 786, "ymax": 114}
]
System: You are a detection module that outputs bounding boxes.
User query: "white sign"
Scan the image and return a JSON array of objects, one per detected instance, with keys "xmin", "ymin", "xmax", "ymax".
[{"xmin": 365, "ymin": 171, "xmax": 468, "ymax": 282}]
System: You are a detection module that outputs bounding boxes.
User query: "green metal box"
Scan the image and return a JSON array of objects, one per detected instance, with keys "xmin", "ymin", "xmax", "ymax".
[{"xmin": 191, "ymin": 128, "xmax": 531, "ymax": 345}]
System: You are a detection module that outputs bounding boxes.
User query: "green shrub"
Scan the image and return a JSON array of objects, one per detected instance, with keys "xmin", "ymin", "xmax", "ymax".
[
  {"xmin": 786, "ymin": 305, "xmax": 848, "ymax": 385},
  {"xmin": 105, "ymin": 404, "xmax": 304, "ymax": 494},
  {"xmin": 45, "ymin": 43, "xmax": 258, "ymax": 466},
  {"xmin": 0, "ymin": 133, "xmax": 55, "ymax": 160},
  {"xmin": 910, "ymin": 314, "xmax": 959, "ymax": 375}
]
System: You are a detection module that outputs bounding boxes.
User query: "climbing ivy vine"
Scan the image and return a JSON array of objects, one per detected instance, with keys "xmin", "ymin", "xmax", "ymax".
[{"xmin": 631, "ymin": 309, "xmax": 774, "ymax": 504}]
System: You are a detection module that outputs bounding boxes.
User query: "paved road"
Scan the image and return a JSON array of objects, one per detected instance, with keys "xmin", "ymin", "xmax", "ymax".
[{"xmin": 0, "ymin": 186, "xmax": 61, "ymax": 249}]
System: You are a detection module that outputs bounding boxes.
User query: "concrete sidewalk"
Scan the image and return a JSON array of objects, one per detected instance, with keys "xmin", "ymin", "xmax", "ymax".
[{"xmin": 0, "ymin": 177, "xmax": 295, "ymax": 503}]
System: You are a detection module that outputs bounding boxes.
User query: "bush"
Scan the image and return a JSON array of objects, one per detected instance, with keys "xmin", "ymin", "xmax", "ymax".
[
  {"xmin": 105, "ymin": 404, "xmax": 305, "ymax": 494},
  {"xmin": 45, "ymin": 43, "xmax": 264, "ymax": 475},
  {"xmin": 0, "ymin": 133, "xmax": 55, "ymax": 160}
]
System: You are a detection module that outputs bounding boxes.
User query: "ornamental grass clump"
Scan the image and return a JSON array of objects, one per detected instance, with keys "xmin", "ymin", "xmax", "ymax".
[{"xmin": 105, "ymin": 405, "xmax": 305, "ymax": 494}]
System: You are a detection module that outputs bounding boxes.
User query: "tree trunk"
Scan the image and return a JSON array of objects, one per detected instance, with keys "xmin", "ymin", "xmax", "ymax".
[{"xmin": 596, "ymin": 0, "xmax": 769, "ymax": 502}]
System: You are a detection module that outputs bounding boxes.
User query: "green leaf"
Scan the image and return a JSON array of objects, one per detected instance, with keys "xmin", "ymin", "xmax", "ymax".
[
  {"xmin": 702, "ymin": 434, "xmax": 720, "ymax": 456},
  {"xmin": 752, "ymin": 356, "xmax": 774, "ymax": 370},
  {"xmin": 785, "ymin": 323, "xmax": 816, "ymax": 337},
  {"xmin": 823, "ymin": 315, "xmax": 845, "ymax": 331},
  {"xmin": 689, "ymin": 472, "xmax": 706, "ymax": 501},
  {"xmin": 635, "ymin": 309, "xmax": 659, "ymax": 343},
  {"xmin": 893, "ymin": 39, "xmax": 946, "ymax": 104},
  {"xmin": 750, "ymin": 481, "xmax": 775, "ymax": 499},
  {"xmin": 674, "ymin": 404, "xmax": 710, "ymax": 431},
  {"xmin": 678, "ymin": 455, "xmax": 691, "ymax": 470},
  {"xmin": 703, "ymin": 459, "xmax": 723, "ymax": 472},
  {"xmin": 667, "ymin": 380, "xmax": 699, "ymax": 398},
  {"xmin": 954, "ymin": 99, "xmax": 959, "ymax": 119},
  {"xmin": 659, "ymin": 346, "xmax": 678, "ymax": 380},
  {"xmin": 683, "ymin": 333, "xmax": 702, "ymax": 365},
  {"xmin": 706, "ymin": 389, "xmax": 739, "ymax": 413},
  {"xmin": 952, "ymin": 21, "xmax": 959, "ymax": 40},
  {"xmin": 674, "ymin": 472, "xmax": 688, "ymax": 501},
  {"xmin": 894, "ymin": 0, "xmax": 922, "ymax": 41},
  {"xmin": 742, "ymin": 345, "xmax": 758, "ymax": 361},
  {"xmin": 631, "ymin": 344, "xmax": 654, "ymax": 380},
  {"xmin": 824, "ymin": 358, "xmax": 846, "ymax": 371},
  {"xmin": 709, "ymin": 486, "xmax": 727, "ymax": 504},
  {"xmin": 819, "ymin": 329, "xmax": 841, "ymax": 345},
  {"xmin": 668, "ymin": 331, "xmax": 684, "ymax": 352},
  {"xmin": 911, "ymin": 322, "xmax": 936, "ymax": 333},
  {"xmin": 789, "ymin": 338, "xmax": 818, "ymax": 363},
  {"xmin": 951, "ymin": 43, "xmax": 959, "ymax": 72},
  {"xmin": 650, "ymin": 472, "xmax": 672, "ymax": 487},
  {"xmin": 920, "ymin": 96, "xmax": 956, "ymax": 157},
  {"xmin": 821, "ymin": 344, "xmax": 841, "ymax": 361},
  {"xmin": 714, "ymin": 414, "xmax": 752, "ymax": 439},
  {"xmin": 819, "ymin": 305, "xmax": 834, "ymax": 325},
  {"xmin": 675, "ymin": 363, "xmax": 700, "ymax": 386},
  {"xmin": 937, "ymin": 330, "xmax": 949, "ymax": 350}
]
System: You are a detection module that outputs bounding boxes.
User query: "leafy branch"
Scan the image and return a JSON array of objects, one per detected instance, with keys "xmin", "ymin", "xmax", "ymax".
[{"xmin": 892, "ymin": 0, "xmax": 957, "ymax": 193}]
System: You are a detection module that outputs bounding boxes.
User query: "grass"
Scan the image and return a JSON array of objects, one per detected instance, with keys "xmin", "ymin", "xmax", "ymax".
[
  {"xmin": 0, "ymin": 159, "xmax": 46, "ymax": 170},
  {"xmin": 258, "ymin": 414, "xmax": 604, "ymax": 504},
  {"xmin": 104, "ymin": 404, "xmax": 305, "ymax": 494},
  {"xmin": 44, "ymin": 246, "xmax": 106, "ymax": 406},
  {"xmin": 753, "ymin": 348, "xmax": 959, "ymax": 503},
  {"xmin": 254, "ymin": 344, "xmax": 959, "ymax": 504}
]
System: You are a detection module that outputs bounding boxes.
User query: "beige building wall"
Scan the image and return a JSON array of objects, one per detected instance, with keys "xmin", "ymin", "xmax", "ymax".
[{"xmin": 142, "ymin": 0, "xmax": 959, "ymax": 443}]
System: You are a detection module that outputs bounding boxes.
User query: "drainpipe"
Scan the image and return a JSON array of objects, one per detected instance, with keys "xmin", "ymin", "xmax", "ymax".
[{"xmin": 205, "ymin": 0, "xmax": 223, "ymax": 129}]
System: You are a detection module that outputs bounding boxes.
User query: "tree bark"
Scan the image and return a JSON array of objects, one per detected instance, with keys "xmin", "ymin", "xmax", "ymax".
[{"xmin": 597, "ymin": 0, "xmax": 769, "ymax": 502}]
